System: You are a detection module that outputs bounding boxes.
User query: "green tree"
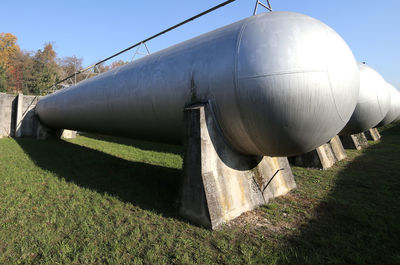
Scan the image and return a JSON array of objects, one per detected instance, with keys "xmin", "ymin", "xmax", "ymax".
[
  {"xmin": 14, "ymin": 50, "xmax": 36, "ymax": 94},
  {"xmin": 0, "ymin": 66, "xmax": 7, "ymax": 92},
  {"xmin": 0, "ymin": 33, "xmax": 20, "ymax": 69},
  {"xmin": 0, "ymin": 32, "xmax": 21, "ymax": 92},
  {"xmin": 31, "ymin": 43, "xmax": 60, "ymax": 94}
]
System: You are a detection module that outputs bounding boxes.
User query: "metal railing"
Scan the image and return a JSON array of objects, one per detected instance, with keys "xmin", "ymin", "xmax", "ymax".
[
  {"xmin": 41, "ymin": 0, "xmax": 273, "ymax": 95},
  {"xmin": 41, "ymin": 0, "xmax": 237, "ymax": 95}
]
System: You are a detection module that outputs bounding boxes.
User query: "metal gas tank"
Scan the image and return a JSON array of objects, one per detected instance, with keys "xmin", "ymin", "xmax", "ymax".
[
  {"xmin": 340, "ymin": 62, "xmax": 390, "ymax": 135},
  {"xmin": 36, "ymin": 11, "xmax": 359, "ymax": 157}
]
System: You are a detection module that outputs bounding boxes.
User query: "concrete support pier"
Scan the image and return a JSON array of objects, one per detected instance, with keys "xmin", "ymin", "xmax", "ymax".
[
  {"xmin": 364, "ymin": 128, "xmax": 381, "ymax": 141},
  {"xmin": 179, "ymin": 104, "xmax": 296, "ymax": 229},
  {"xmin": 34, "ymin": 116, "xmax": 76, "ymax": 140},
  {"xmin": 0, "ymin": 92, "xmax": 76, "ymax": 140},
  {"xmin": 288, "ymin": 135, "xmax": 346, "ymax": 170},
  {"xmin": 289, "ymin": 143, "xmax": 336, "ymax": 169},
  {"xmin": 340, "ymin": 133, "xmax": 369, "ymax": 150},
  {"xmin": 329, "ymin": 135, "xmax": 347, "ymax": 161}
]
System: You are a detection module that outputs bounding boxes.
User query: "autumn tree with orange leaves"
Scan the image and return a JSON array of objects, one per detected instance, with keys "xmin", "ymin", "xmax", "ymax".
[
  {"xmin": 0, "ymin": 33, "xmax": 62, "ymax": 94},
  {"xmin": 0, "ymin": 33, "xmax": 20, "ymax": 92},
  {"xmin": 1, "ymin": 32, "xmax": 130, "ymax": 95}
]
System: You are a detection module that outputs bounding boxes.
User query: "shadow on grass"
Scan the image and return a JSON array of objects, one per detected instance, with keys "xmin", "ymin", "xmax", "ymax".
[
  {"xmin": 15, "ymin": 138, "xmax": 182, "ymax": 218},
  {"xmin": 80, "ymin": 133, "xmax": 183, "ymax": 155},
  {"xmin": 282, "ymin": 124, "xmax": 400, "ymax": 264}
]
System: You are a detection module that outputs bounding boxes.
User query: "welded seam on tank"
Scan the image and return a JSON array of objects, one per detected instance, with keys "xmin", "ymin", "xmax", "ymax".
[
  {"xmin": 237, "ymin": 69, "xmax": 326, "ymax": 80},
  {"xmin": 238, "ymin": 69, "xmax": 348, "ymax": 124},
  {"xmin": 375, "ymin": 90, "xmax": 385, "ymax": 119},
  {"xmin": 326, "ymin": 70, "xmax": 347, "ymax": 124},
  {"xmin": 233, "ymin": 16, "xmax": 264, "ymax": 155},
  {"xmin": 323, "ymin": 26, "xmax": 348, "ymax": 125},
  {"xmin": 233, "ymin": 17, "xmax": 262, "ymax": 154},
  {"xmin": 206, "ymin": 99, "xmax": 253, "ymax": 162}
]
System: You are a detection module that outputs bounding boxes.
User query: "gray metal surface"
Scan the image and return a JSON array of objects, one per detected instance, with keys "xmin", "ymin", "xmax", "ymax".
[
  {"xmin": 395, "ymin": 90, "xmax": 400, "ymax": 122},
  {"xmin": 340, "ymin": 62, "xmax": 390, "ymax": 135},
  {"xmin": 36, "ymin": 11, "xmax": 359, "ymax": 157},
  {"xmin": 396, "ymin": 98, "xmax": 400, "ymax": 122},
  {"xmin": 378, "ymin": 83, "xmax": 400, "ymax": 126}
]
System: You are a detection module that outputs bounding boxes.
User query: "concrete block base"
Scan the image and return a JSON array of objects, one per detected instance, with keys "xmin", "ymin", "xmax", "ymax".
[
  {"xmin": 33, "ymin": 115, "xmax": 76, "ymax": 140},
  {"xmin": 0, "ymin": 93, "xmax": 16, "ymax": 138},
  {"xmin": 289, "ymin": 143, "xmax": 336, "ymax": 169},
  {"xmin": 15, "ymin": 93, "xmax": 24, "ymax": 138},
  {"xmin": 34, "ymin": 119, "xmax": 53, "ymax": 140},
  {"xmin": 340, "ymin": 133, "xmax": 369, "ymax": 150},
  {"xmin": 60, "ymin": 129, "xmax": 77, "ymax": 139},
  {"xmin": 289, "ymin": 135, "xmax": 346, "ymax": 170},
  {"xmin": 329, "ymin": 135, "xmax": 347, "ymax": 161},
  {"xmin": 0, "ymin": 92, "xmax": 76, "ymax": 140},
  {"xmin": 364, "ymin": 128, "xmax": 381, "ymax": 141},
  {"xmin": 179, "ymin": 104, "xmax": 296, "ymax": 229}
]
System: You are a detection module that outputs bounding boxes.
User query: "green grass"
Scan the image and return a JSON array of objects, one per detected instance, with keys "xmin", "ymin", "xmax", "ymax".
[{"xmin": 0, "ymin": 123, "xmax": 399, "ymax": 264}]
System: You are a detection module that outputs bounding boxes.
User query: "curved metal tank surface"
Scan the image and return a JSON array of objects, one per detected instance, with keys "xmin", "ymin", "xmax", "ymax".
[
  {"xmin": 339, "ymin": 62, "xmax": 390, "ymax": 135},
  {"xmin": 36, "ymin": 11, "xmax": 360, "ymax": 157},
  {"xmin": 378, "ymin": 83, "xmax": 400, "ymax": 126},
  {"xmin": 395, "ymin": 96, "xmax": 400, "ymax": 122},
  {"xmin": 395, "ymin": 90, "xmax": 400, "ymax": 122}
]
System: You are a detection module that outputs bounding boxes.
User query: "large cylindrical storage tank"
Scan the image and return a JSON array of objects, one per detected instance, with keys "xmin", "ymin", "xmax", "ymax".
[
  {"xmin": 378, "ymin": 83, "xmax": 400, "ymax": 126},
  {"xmin": 339, "ymin": 62, "xmax": 390, "ymax": 135},
  {"xmin": 36, "ymin": 11, "xmax": 360, "ymax": 157}
]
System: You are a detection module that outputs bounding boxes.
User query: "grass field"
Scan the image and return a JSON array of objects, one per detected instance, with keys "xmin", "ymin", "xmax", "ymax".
[{"xmin": 0, "ymin": 123, "xmax": 399, "ymax": 264}]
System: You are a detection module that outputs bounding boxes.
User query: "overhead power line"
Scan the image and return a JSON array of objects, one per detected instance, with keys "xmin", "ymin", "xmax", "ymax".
[{"xmin": 43, "ymin": 0, "xmax": 237, "ymax": 93}]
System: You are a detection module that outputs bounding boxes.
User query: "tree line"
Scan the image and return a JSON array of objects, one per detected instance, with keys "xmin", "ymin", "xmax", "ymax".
[{"xmin": 0, "ymin": 32, "xmax": 128, "ymax": 95}]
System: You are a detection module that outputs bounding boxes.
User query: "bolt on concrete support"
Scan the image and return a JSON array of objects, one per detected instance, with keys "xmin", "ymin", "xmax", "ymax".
[
  {"xmin": 179, "ymin": 103, "xmax": 296, "ymax": 229},
  {"xmin": 364, "ymin": 128, "xmax": 381, "ymax": 141},
  {"xmin": 340, "ymin": 133, "xmax": 369, "ymax": 150}
]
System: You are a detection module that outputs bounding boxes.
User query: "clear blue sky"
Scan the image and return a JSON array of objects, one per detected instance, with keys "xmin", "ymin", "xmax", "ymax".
[{"xmin": 2, "ymin": 0, "xmax": 399, "ymax": 89}]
